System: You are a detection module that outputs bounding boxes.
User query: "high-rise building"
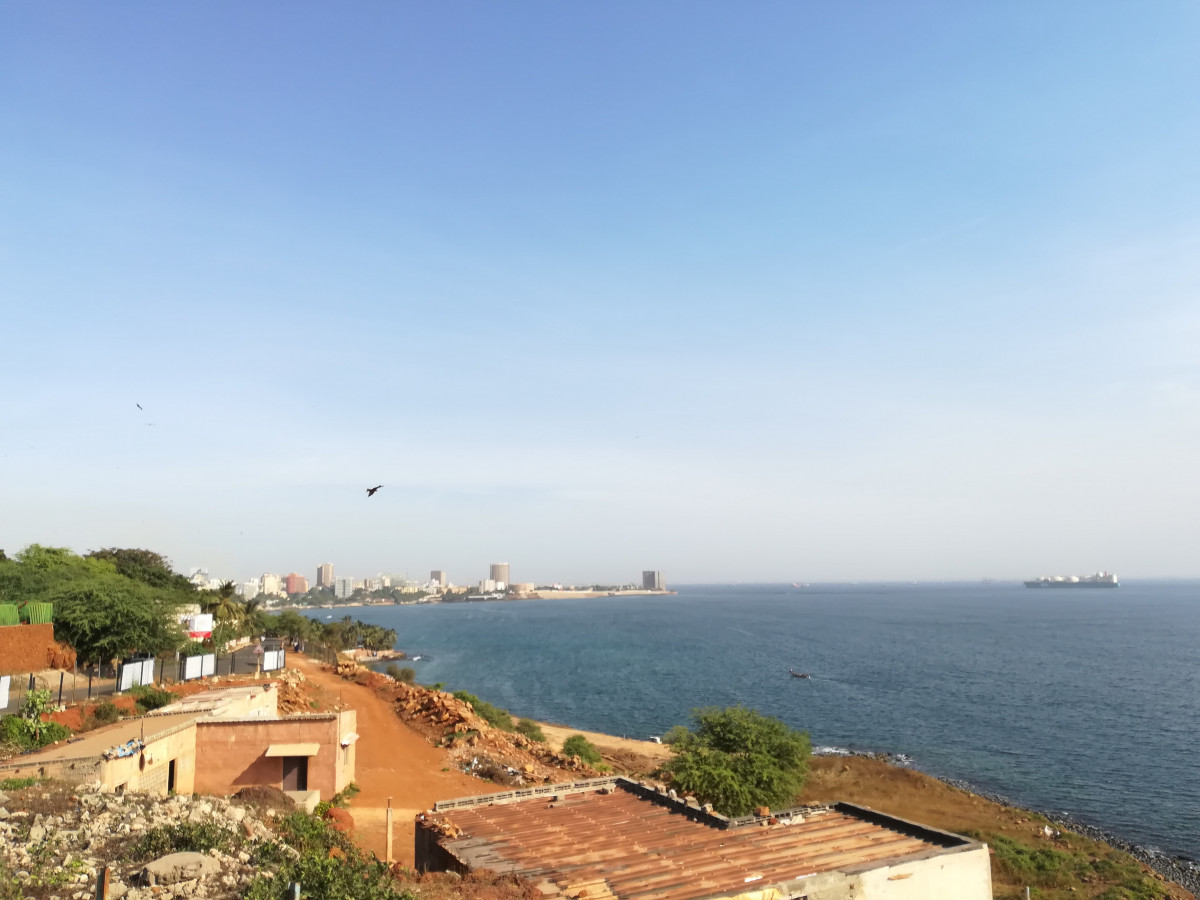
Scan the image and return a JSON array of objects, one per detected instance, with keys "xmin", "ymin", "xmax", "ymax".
[
  {"xmin": 431, "ymin": 570, "xmax": 447, "ymax": 588},
  {"xmin": 261, "ymin": 573, "xmax": 284, "ymax": 597},
  {"xmin": 489, "ymin": 563, "xmax": 510, "ymax": 586},
  {"xmin": 317, "ymin": 563, "xmax": 334, "ymax": 588},
  {"xmin": 285, "ymin": 573, "xmax": 308, "ymax": 595},
  {"xmin": 239, "ymin": 579, "xmax": 261, "ymax": 598},
  {"xmin": 642, "ymin": 570, "xmax": 664, "ymax": 591},
  {"xmin": 334, "ymin": 576, "xmax": 355, "ymax": 600}
]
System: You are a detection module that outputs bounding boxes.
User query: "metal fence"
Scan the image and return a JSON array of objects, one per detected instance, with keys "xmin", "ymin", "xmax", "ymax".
[
  {"xmin": 0, "ymin": 664, "xmax": 123, "ymax": 717},
  {"xmin": 297, "ymin": 641, "xmax": 338, "ymax": 665},
  {"xmin": 0, "ymin": 639, "xmax": 289, "ymax": 719}
]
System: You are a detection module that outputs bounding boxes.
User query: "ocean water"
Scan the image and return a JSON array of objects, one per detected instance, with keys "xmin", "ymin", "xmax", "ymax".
[{"xmin": 312, "ymin": 581, "xmax": 1200, "ymax": 859}]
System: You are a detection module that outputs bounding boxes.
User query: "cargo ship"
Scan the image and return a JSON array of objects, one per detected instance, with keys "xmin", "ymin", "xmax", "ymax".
[{"xmin": 1024, "ymin": 571, "xmax": 1119, "ymax": 588}]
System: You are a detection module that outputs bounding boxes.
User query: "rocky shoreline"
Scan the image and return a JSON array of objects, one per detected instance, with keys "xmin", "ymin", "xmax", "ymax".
[{"xmin": 812, "ymin": 746, "xmax": 1198, "ymax": 896}]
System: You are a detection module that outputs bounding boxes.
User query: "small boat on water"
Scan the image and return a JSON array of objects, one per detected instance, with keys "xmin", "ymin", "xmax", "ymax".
[{"xmin": 788, "ymin": 669, "xmax": 811, "ymax": 679}]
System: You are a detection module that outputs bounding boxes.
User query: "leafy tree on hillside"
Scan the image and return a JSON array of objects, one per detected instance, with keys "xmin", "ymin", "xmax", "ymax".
[
  {"xmin": 51, "ymin": 572, "xmax": 187, "ymax": 663},
  {"xmin": 661, "ymin": 705, "xmax": 811, "ymax": 817},
  {"xmin": 0, "ymin": 545, "xmax": 188, "ymax": 664},
  {"xmin": 85, "ymin": 547, "xmax": 196, "ymax": 593}
]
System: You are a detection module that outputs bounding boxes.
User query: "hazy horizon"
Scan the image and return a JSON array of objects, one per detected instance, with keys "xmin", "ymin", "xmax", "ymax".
[{"xmin": 4, "ymin": 4, "xmax": 1198, "ymax": 584}]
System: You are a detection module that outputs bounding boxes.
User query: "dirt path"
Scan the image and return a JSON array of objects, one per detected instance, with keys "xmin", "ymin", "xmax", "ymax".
[
  {"xmin": 534, "ymin": 722, "xmax": 670, "ymax": 770},
  {"xmin": 288, "ymin": 656, "xmax": 483, "ymax": 864}
]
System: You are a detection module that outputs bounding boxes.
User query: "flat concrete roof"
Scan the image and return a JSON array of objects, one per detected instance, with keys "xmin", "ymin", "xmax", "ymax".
[
  {"xmin": 425, "ymin": 779, "xmax": 980, "ymax": 900},
  {"xmin": 0, "ymin": 712, "xmax": 199, "ymax": 767}
]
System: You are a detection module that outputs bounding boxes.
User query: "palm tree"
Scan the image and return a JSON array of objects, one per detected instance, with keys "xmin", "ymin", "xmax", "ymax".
[
  {"xmin": 202, "ymin": 580, "xmax": 246, "ymax": 627},
  {"xmin": 242, "ymin": 596, "xmax": 270, "ymax": 636}
]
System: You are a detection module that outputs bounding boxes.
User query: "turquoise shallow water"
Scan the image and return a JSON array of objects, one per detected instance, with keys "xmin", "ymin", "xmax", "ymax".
[{"xmin": 309, "ymin": 581, "xmax": 1200, "ymax": 859}]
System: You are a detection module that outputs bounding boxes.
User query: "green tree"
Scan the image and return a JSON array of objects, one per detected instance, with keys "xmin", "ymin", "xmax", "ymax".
[
  {"xmin": 360, "ymin": 624, "xmax": 397, "ymax": 652},
  {"xmin": 661, "ymin": 705, "xmax": 811, "ymax": 817},
  {"xmin": 84, "ymin": 548, "xmax": 195, "ymax": 593},
  {"xmin": 262, "ymin": 609, "xmax": 316, "ymax": 642},
  {"xmin": 202, "ymin": 581, "xmax": 245, "ymax": 626},
  {"xmin": 0, "ymin": 545, "xmax": 189, "ymax": 664},
  {"xmin": 52, "ymin": 573, "xmax": 187, "ymax": 663}
]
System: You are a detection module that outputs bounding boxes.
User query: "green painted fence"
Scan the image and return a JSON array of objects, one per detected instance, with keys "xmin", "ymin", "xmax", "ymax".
[
  {"xmin": 23, "ymin": 603, "xmax": 53, "ymax": 625},
  {"xmin": 0, "ymin": 605, "xmax": 18, "ymax": 627}
]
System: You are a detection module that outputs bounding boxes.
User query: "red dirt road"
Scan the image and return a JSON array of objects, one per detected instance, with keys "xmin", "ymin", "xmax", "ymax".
[{"xmin": 289, "ymin": 656, "xmax": 483, "ymax": 864}]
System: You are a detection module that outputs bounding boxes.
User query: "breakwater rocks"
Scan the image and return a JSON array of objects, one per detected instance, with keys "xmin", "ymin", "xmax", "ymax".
[
  {"xmin": 813, "ymin": 745, "xmax": 915, "ymax": 767},
  {"xmin": 0, "ymin": 780, "xmax": 283, "ymax": 899},
  {"xmin": 934, "ymin": 775, "xmax": 1200, "ymax": 896}
]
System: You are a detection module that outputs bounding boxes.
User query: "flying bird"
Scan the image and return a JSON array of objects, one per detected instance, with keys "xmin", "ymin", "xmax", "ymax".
[
  {"xmin": 136, "ymin": 403, "xmax": 143, "ymax": 410},
  {"xmin": 366, "ymin": 485, "xmax": 383, "ymax": 497}
]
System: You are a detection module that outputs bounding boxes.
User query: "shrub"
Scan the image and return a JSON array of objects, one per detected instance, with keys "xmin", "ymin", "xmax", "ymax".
[
  {"xmin": 0, "ymin": 776, "xmax": 41, "ymax": 791},
  {"xmin": 125, "ymin": 821, "xmax": 239, "ymax": 863},
  {"xmin": 515, "ymin": 719, "xmax": 545, "ymax": 742},
  {"xmin": 130, "ymin": 684, "xmax": 175, "ymax": 713},
  {"xmin": 91, "ymin": 700, "xmax": 122, "ymax": 726},
  {"xmin": 385, "ymin": 664, "xmax": 416, "ymax": 683},
  {"xmin": 661, "ymin": 705, "xmax": 811, "ymax": 817},
  {"xmin": 0, "ymin": 689, "xmax": 71, "ymax": 750},
  {"xmin": 562, "ymin": 734, "xmax": 602, "ymax": 765},
  {"xmin": 453, "ymin": 690, "xmax": 514, "ymax": 732}
]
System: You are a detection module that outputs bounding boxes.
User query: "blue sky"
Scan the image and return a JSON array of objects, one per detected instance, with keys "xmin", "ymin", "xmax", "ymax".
[{"xmin": 3, "ymin": 3, "xmax": 1198, "ymax": 584}]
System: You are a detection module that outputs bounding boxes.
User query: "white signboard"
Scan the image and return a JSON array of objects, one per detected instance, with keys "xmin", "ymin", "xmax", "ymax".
[
  {"xmin": 119, "ymin": 658, "xmax": 157, "ymax": 691},
  {"xmin": 262, "ymin": 649, "xmax": 284, "ymax": 672},
  {"xmin": 186, "ymin": 613, "xmax": 214, "ymax": 639},
  {"xmin": 0, "ymin": 675, "xmax": 9, "ymax": 709},
  {"xmin": 182, "ymin": 653, "xmax": 217, "ymax": 681}
]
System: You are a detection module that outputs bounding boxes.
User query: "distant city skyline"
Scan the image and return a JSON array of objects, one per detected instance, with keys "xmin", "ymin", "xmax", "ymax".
[{"xmin": 3, "ymin": 4, "xmax": 1199, "ymax": 581}]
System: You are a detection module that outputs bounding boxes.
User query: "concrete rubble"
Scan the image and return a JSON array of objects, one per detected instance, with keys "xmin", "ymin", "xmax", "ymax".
[{"xmin": 0, "ymin": 780, "xmax": 284, "ymax": 899}]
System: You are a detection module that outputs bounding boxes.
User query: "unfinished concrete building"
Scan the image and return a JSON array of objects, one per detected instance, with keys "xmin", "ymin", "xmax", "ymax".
[{"xmin": 0, "ymin": 683, "xmax": 356, "ymax": 810}]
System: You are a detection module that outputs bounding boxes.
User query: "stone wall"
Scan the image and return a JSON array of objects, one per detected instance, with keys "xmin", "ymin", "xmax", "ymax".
[{"xmin": 0, "ymin": 623, "xmax": 56, "ymax": 675}]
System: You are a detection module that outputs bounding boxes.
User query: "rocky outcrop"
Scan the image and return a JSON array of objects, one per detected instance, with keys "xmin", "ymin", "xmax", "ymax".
[{"xmin": 330, "ymin": 662, "xmax": 606, "ymax": 784}]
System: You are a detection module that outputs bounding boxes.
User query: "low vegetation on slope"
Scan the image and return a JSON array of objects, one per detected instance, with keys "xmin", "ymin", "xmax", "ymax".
[{"xmin": 801, "ymin": 756, "xmax": 1185, "ymax": 900}]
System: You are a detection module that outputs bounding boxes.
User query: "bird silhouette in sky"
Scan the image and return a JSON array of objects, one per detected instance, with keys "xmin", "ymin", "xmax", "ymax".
[
  {"xmin": 136, "ymin": 403, "xmax": 143, "ymax": 410},
  {"xmin": 366, "ymin": 485, "xmax": 383, "ymax": 497}
]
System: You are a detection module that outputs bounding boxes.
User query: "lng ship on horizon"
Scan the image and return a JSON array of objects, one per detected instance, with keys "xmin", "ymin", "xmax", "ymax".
[{"xmin": 1024, "ymin": 571, "xmax": 1119, "ymax": 588}]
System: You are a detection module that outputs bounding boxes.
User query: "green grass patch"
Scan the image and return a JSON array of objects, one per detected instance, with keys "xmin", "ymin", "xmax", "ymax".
[
  {"xmin": 0, "ymin": 776, "xmax": 41, "ymax": 791},
  {"xmin": 968, "ymin": 832, "xmax": 1169, "ymax": 900}
]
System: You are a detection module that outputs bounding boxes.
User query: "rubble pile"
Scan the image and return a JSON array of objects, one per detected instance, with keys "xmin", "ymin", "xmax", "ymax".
[
  {"xmin": 0, "ymin": 781, "xmax": 281, "ymax": 900},
  {"xmin": 272, "ymin": 667, "xmax": 311, "ymax": 714},
  {"xmin": 330, "ymin": 662, "xmax": 604, "ymax": 784}
]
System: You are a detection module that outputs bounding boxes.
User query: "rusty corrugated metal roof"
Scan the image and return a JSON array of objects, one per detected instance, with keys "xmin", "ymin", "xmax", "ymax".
[{"xmin": 426, "ymin": 781, "xmax": 973, "ymax": 900}]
